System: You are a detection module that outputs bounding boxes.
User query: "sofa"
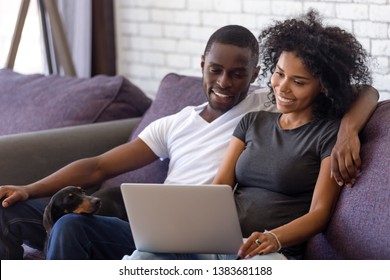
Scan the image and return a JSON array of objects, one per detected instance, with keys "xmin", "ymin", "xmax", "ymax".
[{"xmin": 0, "ymin": 71, "xmax": 389, "ymax": 259}]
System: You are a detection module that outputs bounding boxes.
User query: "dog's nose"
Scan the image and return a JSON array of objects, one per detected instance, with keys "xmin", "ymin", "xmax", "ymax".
[{"xmin": 92, "ymin": 197, "xmax": 101, "ymax": 208}]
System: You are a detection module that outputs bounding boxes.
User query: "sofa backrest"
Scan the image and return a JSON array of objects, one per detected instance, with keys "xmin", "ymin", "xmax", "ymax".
[{"xmin": 305, "ymin": 100, "xmax": 390, "ymax": 259}]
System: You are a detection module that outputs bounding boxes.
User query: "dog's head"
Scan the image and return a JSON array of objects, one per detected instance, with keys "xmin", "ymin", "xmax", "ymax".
[{"xmin": 43, "ymin": 186, "xmax": 101, "ymax": 234}]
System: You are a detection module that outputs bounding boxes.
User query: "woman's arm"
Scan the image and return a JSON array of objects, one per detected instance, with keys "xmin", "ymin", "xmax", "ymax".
[
  {"xmin": 331, "ymin": 85, "xmax": 379, "ymax": 187},
  {"xmin": 237, "ymin": 157, "xmax": 341, "ymax": 258},
  {"xmin": 213, "ymin": 136, "xmax": 245, "ymax": 187}
]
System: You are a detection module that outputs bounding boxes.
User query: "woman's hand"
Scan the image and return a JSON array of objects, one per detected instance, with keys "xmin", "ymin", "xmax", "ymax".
[
  {"xmin": 0, "ymin": 185, "xmax": 29, "ymax": 208},
  {"xmin": 236, "ymin": 231, "xmax": 281, "ymax": 259}
]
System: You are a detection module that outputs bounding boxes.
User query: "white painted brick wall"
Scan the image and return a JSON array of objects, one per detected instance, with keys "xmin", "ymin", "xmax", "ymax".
[
  {"xmin": 271, "ymin": 1, "xmax": 303, "ymax": 16},
  {"xmin": 115, "ymin": 0, "xmax": 390, "ymax": 100},
  {"xmin": 243, "ymin": 1, "xmax": 272, "ymax": 15},
  {"xmin": 354, "ymin": 21, "xmax": 388, "ymax": 39},
  {"xmin": 336, "ymin": 4, "xmax": 368, "ymax": 20}
]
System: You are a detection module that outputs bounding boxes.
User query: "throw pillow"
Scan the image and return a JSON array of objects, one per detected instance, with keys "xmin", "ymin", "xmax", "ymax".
[{"xmin": 0, "ymin": 69, "xmax": 152, "ymax": 136}]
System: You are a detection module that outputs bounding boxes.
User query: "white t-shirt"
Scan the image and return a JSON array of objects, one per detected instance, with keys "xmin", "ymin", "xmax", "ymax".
[{"xmin": 138, "ymin": 89, "xmax": 276, "ymax": 184}]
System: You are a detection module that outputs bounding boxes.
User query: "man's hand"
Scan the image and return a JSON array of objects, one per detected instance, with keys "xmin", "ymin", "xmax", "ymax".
[
  {"xmin": 332, "ymin": 85, "xmax": 379, "ymax": 187},
  {"xmin": 331, "ymin": 131, "xmax": 361, "ymax": 188},
  {"xmin": 0, "ymin": 185, "xmax": 29, "ymax": 208}
]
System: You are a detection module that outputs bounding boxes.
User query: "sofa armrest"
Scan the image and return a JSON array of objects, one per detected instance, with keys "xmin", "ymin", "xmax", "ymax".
[{"xmin": 0, "ymin": 118, "xmax": 140, "ymax": 185}]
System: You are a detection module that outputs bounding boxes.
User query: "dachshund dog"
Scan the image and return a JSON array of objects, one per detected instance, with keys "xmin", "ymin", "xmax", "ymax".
[
  {"xmin": 43, "ymin": 186, "xmax": 101, "ymax": 235},
  {"xmin": 42, "ymin": 186, "xmax": 128, "ymax": 254},
  {"xmin": 43, "ymin": 186, "xmax": 128, "ymax": 236}
]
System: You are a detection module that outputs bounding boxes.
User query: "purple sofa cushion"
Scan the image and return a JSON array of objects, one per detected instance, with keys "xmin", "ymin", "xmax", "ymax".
[
  {"xmin": 0, "ymin": 69, "xmax": 151, "ymax": 136},
  {"xmin": 305, "ymin": 100, "xmax": 390, "ymax": 259},
  {"xmin": 103, "ymin": 73, "xmax": 207, "ymax": 186}
]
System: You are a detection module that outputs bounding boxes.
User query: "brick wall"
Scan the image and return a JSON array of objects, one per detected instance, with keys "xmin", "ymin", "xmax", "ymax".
[{"xmin": 115, "ymin": 0, "xmax": 390, "ymax": 100}]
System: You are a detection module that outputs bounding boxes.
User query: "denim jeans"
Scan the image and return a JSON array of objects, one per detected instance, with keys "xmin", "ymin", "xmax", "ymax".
[
  {"xmin": 46, "ymin": 213, "xmax": 136, "ymax": 259},
  {"xmin": 0, "ymin": 198, "xmax": 48, "ymax": 259}
]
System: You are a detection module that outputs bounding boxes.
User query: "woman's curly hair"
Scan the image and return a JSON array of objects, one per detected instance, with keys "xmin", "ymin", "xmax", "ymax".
[{"xmin": 259, "ymin": 9, "xmax": 372, "ymax": 119}]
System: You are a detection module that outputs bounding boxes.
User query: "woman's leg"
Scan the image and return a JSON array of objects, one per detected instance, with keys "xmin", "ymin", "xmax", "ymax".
[
  {"xmin": 242, "ymin": 253, "xmax": 287, "ymax": 260},
  {"xmin": 124, "ymin": 251, "xmax": 218, "ymax": 260}
]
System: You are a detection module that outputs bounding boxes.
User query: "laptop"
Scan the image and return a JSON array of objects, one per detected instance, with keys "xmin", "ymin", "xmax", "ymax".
[{"xmin": 120, "ymin": 183, "xmax": 243, "ymax": 254}]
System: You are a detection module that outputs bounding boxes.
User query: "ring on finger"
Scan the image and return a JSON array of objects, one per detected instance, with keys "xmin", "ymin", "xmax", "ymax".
[{"xmin": 255, "ymin": 239, "xmax": 261, "ymax": 246}]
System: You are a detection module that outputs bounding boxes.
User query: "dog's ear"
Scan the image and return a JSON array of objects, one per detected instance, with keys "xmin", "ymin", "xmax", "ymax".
[{"xmin": 43, "ymin": 202, "xmax": 54, "ymax": 234}]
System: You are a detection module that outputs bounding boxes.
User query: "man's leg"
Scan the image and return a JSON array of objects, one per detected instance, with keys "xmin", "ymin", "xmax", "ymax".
[
  {"xmin": 0, "ymin": 198, "xmax": 48, "ymax": 259},
  {"xmin": 46, "ymin": 214, "xmax": 135, "ymax": 259}
]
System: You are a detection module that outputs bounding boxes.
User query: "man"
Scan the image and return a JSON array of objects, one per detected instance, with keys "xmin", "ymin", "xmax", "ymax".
[{"xmin": 0, "ymin": 25, "xmax": 378, "ymax": 259}]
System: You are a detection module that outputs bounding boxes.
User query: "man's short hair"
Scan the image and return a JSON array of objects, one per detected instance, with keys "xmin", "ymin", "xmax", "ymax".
[{"xmin": 203, "ymin": 25, "xmax": 259, "ymax": 66}]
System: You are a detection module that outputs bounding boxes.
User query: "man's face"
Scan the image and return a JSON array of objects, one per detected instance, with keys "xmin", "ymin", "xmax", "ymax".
[{"xmin": 201, "ymin": 43, "xmax": 259, "ymax": 116}]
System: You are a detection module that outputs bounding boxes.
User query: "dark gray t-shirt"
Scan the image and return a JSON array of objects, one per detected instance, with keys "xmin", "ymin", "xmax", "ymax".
[{"xmin": 233, "ymin": 111, "xmax": 340, "ymax": 258}]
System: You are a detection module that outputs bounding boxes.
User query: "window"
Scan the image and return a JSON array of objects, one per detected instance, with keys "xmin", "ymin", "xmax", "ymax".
[{"xmin": 0, "ymin": 0, "xmax": 45, "ymax": 74}]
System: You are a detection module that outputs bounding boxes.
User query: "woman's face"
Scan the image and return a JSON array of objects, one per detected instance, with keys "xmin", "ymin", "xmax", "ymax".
[{"xmin": 271, "ymin": 51, "xmax": 322, "ymax": 120}]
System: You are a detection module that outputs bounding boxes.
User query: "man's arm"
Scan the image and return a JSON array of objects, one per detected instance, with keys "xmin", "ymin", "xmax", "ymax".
[
  {"xmin": 0, "ymin": 138, "xmax": 158, "ymax": 207},
  {"xmin": 331, "ymin": 85, "xmax": 379, "ymax": 187}
]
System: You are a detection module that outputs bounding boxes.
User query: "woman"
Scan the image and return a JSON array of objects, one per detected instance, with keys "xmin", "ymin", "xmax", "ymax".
[{"xmin": 214, "ymin": 10, "xmax": 372, "ymax": 260}]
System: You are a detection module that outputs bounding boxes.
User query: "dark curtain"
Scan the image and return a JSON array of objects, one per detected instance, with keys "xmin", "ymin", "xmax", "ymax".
[{"xmin": 92, "ymin": 0, "xmax": 116, "ymax": 76}]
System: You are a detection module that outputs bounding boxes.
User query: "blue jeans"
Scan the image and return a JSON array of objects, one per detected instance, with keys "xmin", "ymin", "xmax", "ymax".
[
  {"xmin": 46, "ymin": 213, "xmax": 135, "ymax": 259},
  {"xmin": 0, "ymin": 198, "xmax": 48, "ymax": 259}
]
